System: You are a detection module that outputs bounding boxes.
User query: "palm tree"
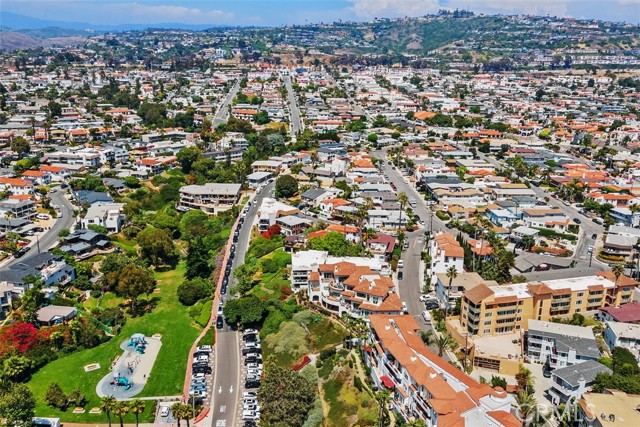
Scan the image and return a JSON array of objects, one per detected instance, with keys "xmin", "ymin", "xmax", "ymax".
[
  {"xmin": 516, "ymin": 390, "xmax": 538, "ymax": 423},
  {"xmin": 398, "ymin": 192, "xmax": 409, "ymax": 232},
  {"xmin": 171, "ymin": 402, "xmax": 185, "ymax": 427},
  {"xmin": 100, "ymin": 396, "xmax": 117, "ymax": 427},
  {"xmin": 434, "ymin": 332, "xmax": 455, "ymax": 357},
  {"xmin": 128, "ymin": 399, "xmax": 145, "ymax": 427},
  {"xmin": 375, "ymin": 389, "xmax": 392, "ymax": 427},
  {"xmin": 612, "ymin": 263, "xmax": 625, "ymax": 285},
  {"xmin": 112, "ymin": 401, "xmax": 130, "ymax": 427},
  {"xmin": 444, "ymin": 266, "xmax": 458, "ymax": 318},
  {"xmin": 181, "ymin": 404, "xmax": 194, "ymax": 427}
]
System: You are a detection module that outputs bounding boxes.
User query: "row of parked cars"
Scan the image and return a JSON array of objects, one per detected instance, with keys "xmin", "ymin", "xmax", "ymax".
[
  {"xmin": 220, "ymin": 203, "xmax": 248, "ymax": 296},
  {"xmin": 242, "ymin": 328, "xmax": 262, "ymax": 424},
  {"xmin": 189, "ymin": 345, "xmax": 213, "ymax": 399}
]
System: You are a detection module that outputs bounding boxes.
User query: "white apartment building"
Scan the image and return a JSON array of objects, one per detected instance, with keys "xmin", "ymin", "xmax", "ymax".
[
  {"xmin": 604, "ymin": 321, "xmax": 640, "ymax": 361},
  {"xmin": 526, "ymin": 320, "xmax": 601, "ymax": 369},
  {"xmin": 290, "ymin": 250, "xmax": 399, "ymax": 318},
  {"xmin": 429, "ymin": 232, "xmax": 465, "ymax": 282},
  {"xmin": 177, "ymin": 183, "xmax": 242, "ymax": 215}
]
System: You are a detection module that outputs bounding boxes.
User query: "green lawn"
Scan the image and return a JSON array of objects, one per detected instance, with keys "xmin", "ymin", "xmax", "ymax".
[
  {"xmin": 83, "ymin": 292, "xmax": 125, "ymax": 311},
  {"xmin": 28, "ymin": 263, "xmax": 201, "ymax": 422}
]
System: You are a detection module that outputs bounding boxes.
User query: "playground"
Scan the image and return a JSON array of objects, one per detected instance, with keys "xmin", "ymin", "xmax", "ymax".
[{"xmin": 96, "ymin": 334, "xmax": 162, "ymax": 399}]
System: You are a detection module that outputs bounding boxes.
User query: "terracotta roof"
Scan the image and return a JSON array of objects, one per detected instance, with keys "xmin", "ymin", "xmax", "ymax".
[{"xmin": 464, "ymin": 283, "xmax": 494, "ymax": 304}]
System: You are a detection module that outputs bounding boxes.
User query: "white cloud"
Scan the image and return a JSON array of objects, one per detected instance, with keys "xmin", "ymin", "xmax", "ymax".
[
  {"xmin": 348, "ymin": 0, "xmax": 441, "ymax": 19},
  {"xmin": 129, "ymin": 3, "xmax": 234, "ymax": 24}
]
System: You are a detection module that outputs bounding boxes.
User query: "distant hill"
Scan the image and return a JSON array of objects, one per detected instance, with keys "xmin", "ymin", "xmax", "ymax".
[
  {"xmin": 0, "ymin": 31, "xmax": 87, "ymax": 51},
  {"xmin": 0, "ymin": 11, "xmax": 222, "ymax": 33}
]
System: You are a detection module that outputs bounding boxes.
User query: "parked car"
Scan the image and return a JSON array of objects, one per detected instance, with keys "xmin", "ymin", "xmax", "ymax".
[
  {"xmin": 244, "ymin": 329, "xmax": 259, "ymax": 335},
  {"xmin": 197, "ymin": 345, "xmax": 213, "ymax": 353},
  {"xmin": 422, "ymin": 310, "xmax": 432, "ymax": 322},
  {"xmin": 397, "ymin": 260, "xmax": 404, "ymax": 268},
  {"xmin": 189, "ymin": 390, "xmax": 208, "ymax": 398},
  {"xmin": 397, "ymin": 271, "xmax": 404, "ymax": 280},
  {"xmin": 573, "ymin": 218, "xmax": 581, "ymax": 224},
  {"xmin": 245, "ymin": 357, "xmax": 262, "ymax": 365},
  {"xmin": 216, "ymin": 316, "xmax": 224, "ymax": 329},
  {"xmin": 424, "ymin": 300, "xmax": 439, "ymax": 310},
  {"xmin": 243, "ymin": 391, "xmax": 257, "ymax": 399},
  {"xmin": 160, "ymin": 406, "xmax": 170, "ymax": 417}
]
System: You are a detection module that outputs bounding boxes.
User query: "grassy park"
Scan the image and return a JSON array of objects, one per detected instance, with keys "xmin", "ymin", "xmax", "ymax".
[{"xmin": 28, "ymin": 262, "xmax": 201, "ymax": 422}]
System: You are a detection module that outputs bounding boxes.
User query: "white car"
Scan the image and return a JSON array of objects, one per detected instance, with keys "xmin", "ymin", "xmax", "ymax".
[
  {"xmin": 36, "ymin": 214, "xmax": 50, "ymax": 220},
  {"xmin": 422, "ymin": 310, "xmax": 432, "ymax": 322},
  {"xmin": 243, "ymin": 397, "xmax": 257, "ymax": 405},
  {"xmin": 243, "ymin": 391, "xmax": 257, "ymax": 399},
  {"xmin": 197, "ymin": 345, "xmax": 213, "ymax": 353},
  {"xmin": 243, "ymin": 329, "xmax": 259, "ymax": 335},
  {"xmin": 189, "ymin": 390, "xmax": 208, "ymax": 398},
  {"xmin": 242, "ymin": 411, "xmax": 260, "ymax": 421},
  {"xmin": 246, "ymin": 368, "xmax": 262, "ymax": 377},
  {"xmin": 246, "ymin": 363, "xmax": 262, "ymax": 370},
  {"xmin": 397, "ymin": 260, "xmax": 404, "ymax": 268},
  {"xmin": 191, "ymin": 377, "xmax": 206, "ymax": 385},
  {"xmin": 194, "ymin": 355, "xmax": 209, "ymax": 363}
]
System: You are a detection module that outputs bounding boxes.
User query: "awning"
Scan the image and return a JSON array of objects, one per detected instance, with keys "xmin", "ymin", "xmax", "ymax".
[{"xmin": 380, "ymin": 375, "xmax": 395, "ymax": 389}]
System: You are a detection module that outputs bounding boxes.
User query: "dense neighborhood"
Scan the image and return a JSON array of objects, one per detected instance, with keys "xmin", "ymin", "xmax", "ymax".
[{"xmin": 0, "ymin": 9, "xmax": 639, "ymax": 427}]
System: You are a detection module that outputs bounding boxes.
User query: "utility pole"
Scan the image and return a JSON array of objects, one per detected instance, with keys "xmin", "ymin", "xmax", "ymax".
[{"xmin": 36, "ymin": 234, "xmax": 40, "ymax": 253}]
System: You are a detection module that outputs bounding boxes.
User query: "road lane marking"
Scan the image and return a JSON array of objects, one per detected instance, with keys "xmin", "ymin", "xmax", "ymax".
[
  {"xmin": 218, "ymin": 386, "xmax": 223, "ymax": 394},
  {"xmin": 230, "ymin": 386, "xmax": 234, "ymax": 393},
  {"xmin": 220, "ymin": 406, "xmax": 226, "ymax": 413},
  {"xmin": 216, "ymin": 421, "xmax": 227, "ymax": 426}
]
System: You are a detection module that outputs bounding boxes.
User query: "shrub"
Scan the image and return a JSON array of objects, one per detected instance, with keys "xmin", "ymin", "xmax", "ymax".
[
  {"xmin": 45, "ymin": 383, "xmax": 67, "ymax": 410},
  {"xmin": 177, "ymin": 277, "xmax": 212, "ymax": 306},
  {"xmin": 319, "ymin": 347, "xmax": 336, "ymax": 361}
]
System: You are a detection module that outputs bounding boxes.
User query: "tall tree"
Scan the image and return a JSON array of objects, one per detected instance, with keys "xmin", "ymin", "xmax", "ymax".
[
  {"xmin": 115, "ymin": 264, "xmax": 156, "ymax": 309},
  {"xmin": 397, "ymin": 192, "xmax": 409, "ymax": 232},
  {"xmin": 0, "ymin": 383, "xmax": 36, "ymax": 427},
  {"xmin": 258, "ymin": 364, "xmax": 315, "ymax": 426},
  {"xmin": 100, "ymin": 395, "xmax": 117, "ymax": 427},
  {"xmin": 128, "ymin": 399, "xmax": 145, "ymax": 427},
  {"xmin": 112, "ymin": 401, "xmax": 130, "ymax": 427},
  {"xmin": 445, "ymin": 266, "xmax": 458, "ymax": 318}
]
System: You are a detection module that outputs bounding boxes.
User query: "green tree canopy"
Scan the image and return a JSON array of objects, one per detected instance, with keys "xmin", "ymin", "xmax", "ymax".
[
  {"xmin": 307, "ymin": 232, "xmax": 363, "ymax": 257},
  {"xmin": 275, "ymin": 175, "xmax": 298, "ymax": 199},
  {"xmin": 222, "ymin": 296, "xmax": 268, "ymax": 327}
]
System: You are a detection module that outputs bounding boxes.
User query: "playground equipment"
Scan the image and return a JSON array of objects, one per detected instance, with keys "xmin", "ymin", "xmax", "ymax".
[
  {"xmin": 111, "ymin": 374, "xmax": 133, "ymax": 391},
  {"xmin": 128, "ymin": 334, "xmax": 147, "ymax": 354}
]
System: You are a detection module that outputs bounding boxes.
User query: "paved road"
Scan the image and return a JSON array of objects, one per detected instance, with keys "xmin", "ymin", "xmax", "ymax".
[
  {"xmin": 212, "ymin": 80, "xmax": 240, "ymax": 128},
  {"xmin": 283, "ymin": 76, "xmax": 304, "ymax": 136},
  {"xmin": 211, "ymin": 181, "xmax": 274, "ymax": 427},
  {"xmin": 3, "ymin": 189, "xmax": 75, "ymax": 269}
]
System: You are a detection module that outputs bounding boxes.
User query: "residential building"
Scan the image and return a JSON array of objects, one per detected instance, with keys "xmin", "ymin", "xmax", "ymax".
[
  {"xmin": 0, "ymin": 198, "xmax": 36, "ymax": 220},
  {"xmin": 251, "ymin": 160, "xmax": 282, "ymax": 174},
  {"xmin": 59, "ymin": 229, "xmax": 112, "ymax": 259},
  {"xmin": 0, "ymin": 252, "xmax": 75, "ymax": 289},
  {"xmin": 598, "ymin": 302, "xmax": 640, "ymax": 323},
  {"xmin": 0, "ymin": 178, "xmax": 34, "ymax": 195},
  {"xmin": 429, "ymin": 232, "xmax": 465, "ymax": 282},
  {"xmin": 257, "ymin": 198, "xmax": 300, "ymax": 232},
  {"xmin": 46, "ymin": 148, "xmax": 101, "ymax": 168},
  {"xmin": 290, "ymin": 250, "xmax": 400, "ymax": 318},
  {"xmin": 365, "ymin": 315, "xmax": 520, "ymax": 427},
  {"xmin": 526, "ymin": 320, "xmax": 600, "ymax": 369},
  {"xmin": 36, "ymin": 305, "xmax": 78, "ymax": 326},
  {"xmin": 604, "ymin": 321, "xmax": 640, "ymax": 360},
  {"xmin": 549, "ymin": 360, "xmax": 611, "ymax": 404},
  {"xmin": 39, "ymin": 165, "xmax": 70, "ymax": 182},
  {"xmin": 80, "ymin": 203, "xmax": 125, "ymax": 233},
  {"xmin": 435, "ymin": 272, "xmax": 496, "ymax": 311},
  {"xmin": 246, "ymin": 172, "xmax": 272, "ymax": 188},
  {"xmin": 275, "ymin": 215, "xmax": 310, "ymax": 236},
  {"xmin": 177, "ymin": 183, "xmax": 242, "ymax": 215},
  {"xmin": 577, "ymin": 390, "xmax": 640, "ymax": 427},
  {"xmin": 459, "ymin": 273, "xmax": 636, "ymax": 336}
]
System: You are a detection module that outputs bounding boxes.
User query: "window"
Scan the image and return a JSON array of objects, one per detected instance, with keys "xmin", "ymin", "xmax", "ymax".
[
  {"xmin": 484, "ymin": 321, "xmax": 491, "ymax": 325},
  {"xmin": 576, "ymin": 300, "xmax": 582, "ymax": 305},
  {"xmin": 517, "ymin": 308, "xmax": 523, "ymax": 313},
  {"xmin": 576, "ymin": 308, "xmax": 581, "ymax": 313},
  {"xmin": 577, "ymin": 292, "xmax": 584, "ymax": 297},
  {"xmin": 463, "ymin": 314, "xmax": 467, "ymax": 320},
  {"xmin": 483, "ymin": 329, "xmax": 491, "ymax": 334},
  {"xmin": 516, "ymin": 317, "xmax": 522, "ymax": 321},
  {"xmin": 485, "ymin": 312, "xmax": 492, "ymax": 317}
]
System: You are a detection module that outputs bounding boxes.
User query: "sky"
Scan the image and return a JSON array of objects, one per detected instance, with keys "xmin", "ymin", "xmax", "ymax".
[{"xmin": 2, "ymin": 0, "xmax": 640, "ymax": 27}]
